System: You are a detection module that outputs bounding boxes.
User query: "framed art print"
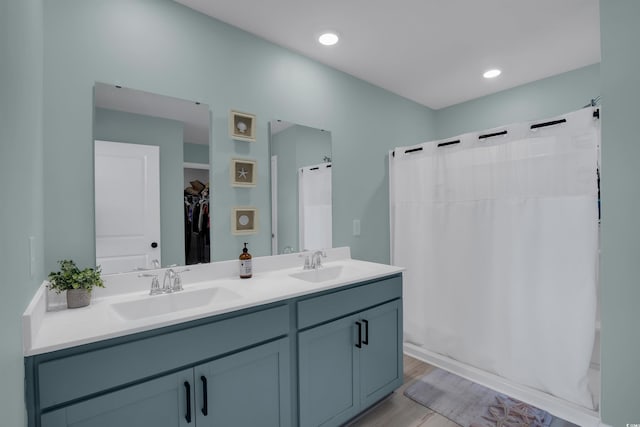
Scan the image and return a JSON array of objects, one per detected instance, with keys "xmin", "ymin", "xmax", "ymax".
[
  {"xmin": 229, "ymin": 110, "xmax": 256, "ymax": 142},
  {"xmin": 232, "ymin": 207, "xmax": 258, "ymax": 235},
  {"xmin": 230, "ymin": 158, "xmax": 257, "ymax": 187}
]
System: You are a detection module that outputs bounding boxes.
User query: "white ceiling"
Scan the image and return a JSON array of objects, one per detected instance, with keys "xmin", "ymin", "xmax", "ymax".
[{"xmin": 175, "ymin": 0, "xmax": 601, "ymax": 110}]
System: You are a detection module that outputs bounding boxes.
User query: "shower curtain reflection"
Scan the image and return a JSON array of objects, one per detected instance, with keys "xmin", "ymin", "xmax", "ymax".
[{"xmin": 299, "ymin": 163, "xmax": 332, "ymax": 251}]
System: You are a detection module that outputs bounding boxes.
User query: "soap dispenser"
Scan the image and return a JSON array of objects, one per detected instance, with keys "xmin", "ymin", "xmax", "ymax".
[{"xmin": 239, "ymin": 242, "xmax": 252, "ymax": 279}]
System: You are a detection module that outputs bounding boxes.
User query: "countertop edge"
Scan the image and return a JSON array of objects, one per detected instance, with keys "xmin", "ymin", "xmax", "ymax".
[{"xmin": 24, "ymin": 256, "xmax": 404, "ymax": 356}]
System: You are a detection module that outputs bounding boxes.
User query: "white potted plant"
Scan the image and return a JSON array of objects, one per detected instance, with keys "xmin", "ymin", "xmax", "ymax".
[{"xmin": 48, "ymin": 260, "xmax": 105, "ymax": 308}]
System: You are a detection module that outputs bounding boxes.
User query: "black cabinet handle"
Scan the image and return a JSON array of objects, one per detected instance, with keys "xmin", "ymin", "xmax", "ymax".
[
  {"xmin": 201, "ymin": 375, "xmax": 208, "ymax": 416},
  {"xmin": 355, "ymin": 321, "xmax": 362, "ymax": 348},
  {"xmin": 362, "ymin": 319, "xmax": 369, "ymax": 346},
  {"xmin": 151, "ymin": 242, "xmax": 158, "ymax": 248},
  {"xmin": 184, "ymin": 381, "xmax": 192, "ymax": 423}
]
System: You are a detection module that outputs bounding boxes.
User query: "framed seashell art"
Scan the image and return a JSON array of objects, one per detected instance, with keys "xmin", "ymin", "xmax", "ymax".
[{"xmin": 229, "ymin": 110, "xmax": 256, "ymax": 142}]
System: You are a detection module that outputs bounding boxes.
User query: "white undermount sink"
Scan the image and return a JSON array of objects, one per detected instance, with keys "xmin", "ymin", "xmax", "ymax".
[
  {"xmin": 289, "ymin": 265, "xmax": 345, "ymax": 283},
  {"xmin": 110, "ymin": 287, "xmax": 242, "ymax": 321}
]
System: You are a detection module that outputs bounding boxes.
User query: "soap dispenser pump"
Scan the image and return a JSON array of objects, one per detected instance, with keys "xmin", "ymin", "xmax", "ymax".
[{"xmin": 239, "ymin": 242, "xmax": 252, "ymax": 279}]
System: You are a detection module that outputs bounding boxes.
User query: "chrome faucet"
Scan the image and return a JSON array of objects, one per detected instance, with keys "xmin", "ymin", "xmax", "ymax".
[
  {"xmin": 161, "ymin": 267, "xmax": 190, "ymax": 293},
  {"xmin": 162, "ymin": 269, "xmax": 176, "ymax": 293},
  {"xmin": 301, "ymin": 252, "xmax": 312, "ymax": 270},
  {"xmin": 311, "ymin": 250, "xmax": 327, "ymax": 269},
  {"xmin": 139, "ymin": 272, "xmax": 162, "ymax": 295},
  {"xmin": 140, "ymin": 267, "xmax": 189, "ymax": 295},
  {"xmin": 300, "ymin": 250, "xmax": 327, "ymax": 270}
]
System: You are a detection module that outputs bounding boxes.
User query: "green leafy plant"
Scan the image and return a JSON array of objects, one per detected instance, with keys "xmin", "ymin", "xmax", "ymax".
[{"xmin": 48, "ymin": 260, "xmax": 105, "ymax": 293}]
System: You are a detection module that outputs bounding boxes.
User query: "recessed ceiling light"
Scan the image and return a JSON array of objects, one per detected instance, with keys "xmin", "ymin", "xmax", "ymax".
[
  {"xmin": 483, "ymin": 69, "xmax": 502, "ymax": 79},
  {"xmin": 318, "ymin": 32, "xmax": 339, "ymax": 46}
]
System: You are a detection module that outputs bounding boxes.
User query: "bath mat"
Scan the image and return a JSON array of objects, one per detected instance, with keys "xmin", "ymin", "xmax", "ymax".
[{"xmin": 404, "ymin": 367, "xmax": 574, "ymax": 427}]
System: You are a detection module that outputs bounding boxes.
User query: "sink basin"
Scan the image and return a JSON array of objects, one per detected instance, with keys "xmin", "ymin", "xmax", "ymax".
[
  {"xmin": 110, "ymin": 287, "xmax": 242, "ymax": 321},
  {"xmin": 289, "ymin": 265, "xmax": 344, "ymax": 283}
]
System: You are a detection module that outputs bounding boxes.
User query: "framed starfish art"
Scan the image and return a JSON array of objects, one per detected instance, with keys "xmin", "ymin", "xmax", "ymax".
[{"xmin": 231, "ymin": 158, "xmax": 257, "ymax": 187}]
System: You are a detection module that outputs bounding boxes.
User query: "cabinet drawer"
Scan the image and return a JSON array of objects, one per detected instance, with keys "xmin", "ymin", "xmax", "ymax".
[
  {"xmin": 297, "ymin": 274, "xmax": 401, "ymax": 329},
  {"xmin": 37, "ymin": 304, "xmax": 289, "ymax": 410}
]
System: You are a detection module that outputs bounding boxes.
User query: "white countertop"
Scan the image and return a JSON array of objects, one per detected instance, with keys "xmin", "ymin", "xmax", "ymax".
[{"xmin": 23, "ymin": 247, "xmax": 403, "ymax": 356}]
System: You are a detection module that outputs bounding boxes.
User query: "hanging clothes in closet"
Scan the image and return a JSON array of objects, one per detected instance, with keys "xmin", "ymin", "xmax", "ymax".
[{"xmin": 184, "ymin": 183, "xmax": 210, "ymax": 264}]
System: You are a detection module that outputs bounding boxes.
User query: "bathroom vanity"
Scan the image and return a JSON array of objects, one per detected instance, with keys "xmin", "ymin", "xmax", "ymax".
[{"xmin": 23, "ymin": 248, "xmax": 403, "ymax": 427}]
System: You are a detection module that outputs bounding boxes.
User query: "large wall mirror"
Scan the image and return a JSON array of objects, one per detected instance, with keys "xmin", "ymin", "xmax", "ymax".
[
  {"xmin": 92, "ymin": 83, "xmax": 334, "ymax": 274},
  {"xmin": 269, "ymin": 120, "xmax": 332, "ymax": 255},
  {"xmin": 93, "ymin": 83, "xmax": 210, "ymax": 274}
]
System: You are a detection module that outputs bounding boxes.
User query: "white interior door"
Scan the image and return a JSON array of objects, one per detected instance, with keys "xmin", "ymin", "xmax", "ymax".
[{"xmin": 95, "ymin": 140, "xmax": 160, "ymax": 274}]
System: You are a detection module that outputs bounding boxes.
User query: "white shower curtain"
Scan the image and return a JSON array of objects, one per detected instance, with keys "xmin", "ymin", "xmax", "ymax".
[
  {"xmin": 299, "ymin": 162, "xmax": 332, "ymax": 251},
  {"xmin": 390, "ymin": 108, "xmax": 599, "ymax": 409}
]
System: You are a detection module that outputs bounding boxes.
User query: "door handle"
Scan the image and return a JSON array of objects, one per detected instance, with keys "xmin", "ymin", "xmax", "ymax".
[
  {"xmin": 355, "ymin": 321, "xmax": 362, "ymax": 348},
  {"xmin": 151, "ymin": 242, "xmax": 158, "ymax": 248},
  {"xmin": 201, "ymin": 375, "xmax": 208, "ymax": 416},
  {"xmin": 184, "ymin": 381, "xmax": 192, "ymax": 423},
  {"xmin": 362, "ymin": 319, "xmax": 369, "ymax": 346}
]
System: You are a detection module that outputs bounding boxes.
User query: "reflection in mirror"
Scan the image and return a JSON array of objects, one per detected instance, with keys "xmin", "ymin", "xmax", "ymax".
[
  {"xmin": 269, "ymin": 120, "xmax": 332, "ymax": 255},
  {"xmin": 93, "ymin": 83, "xmax": 210, "ymax": 274}
]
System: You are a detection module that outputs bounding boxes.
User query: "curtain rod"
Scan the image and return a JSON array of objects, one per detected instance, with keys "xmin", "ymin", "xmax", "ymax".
[
  {"xmin": 305, "ymin": 164, "xmax": 331, "ymax": 172},
  {"xmin": 530, "ymin": 118, "xmax": 566, "ymax": 130},
  {"xmin": 437, "ymin": 139, "xmax": 460, "ymax": 148},
  {"xmin": 479, "ymin": 130, "xmax": 507, "ymax": 140},
  {"xmin": 392, "ymin": 107, "xmax": 600, "ymax": 157}
]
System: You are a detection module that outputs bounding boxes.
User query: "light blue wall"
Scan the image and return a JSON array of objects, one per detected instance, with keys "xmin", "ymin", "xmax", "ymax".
[
  {"xmin": 272, "ymin": 126, "xmax": 299, "ymax": 254},
  {"xmin": 599, "ymin": 1, "xmax": 640, "ymax": 425},
  {"xmin": 435, "ymin": 63, "xmax": 600, "ymax": 139},
  {"xmin": 184, "ymin": 143, "xmax": 209, "ymax": 164},
  {"xmin": 11, "ymin": 1, "xmax": 639, "ymax": 425},
  {"xmin": 42, "ymin": 0, "xmax": 436, "ymax": 270},
  {"xmin": 0, "ymin": 1, "xmax": 44, "ymax": 426},
  {"xmin": 271, "ymin": 124, "xmax": 332, "ymax": 254},
  {"xmin": 94, "ymin": 107, "xmax": 185, "ymax": 266}
]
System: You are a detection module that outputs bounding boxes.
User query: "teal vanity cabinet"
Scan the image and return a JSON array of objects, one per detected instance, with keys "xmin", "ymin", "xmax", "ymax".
[
  {"xmin": 26, "ymin": 305, "xmax": 292, "ymax": 427},
  {"xmin": 297, "ymin": 275, "xmax": 403, "ymax": 427},
  {"xmin": 193, "ymin": 338, "xmax": 290, "ymax": 427},
  {"xmin": 25, "ymin": 272, "xmax": 403, "ymax": 427},
  {"xmin": 40, "ymin": 368, "xmax": 195, "ymax": 427}
]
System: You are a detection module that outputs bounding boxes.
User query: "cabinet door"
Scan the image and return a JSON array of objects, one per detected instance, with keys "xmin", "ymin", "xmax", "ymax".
[
  {"xmin": 358, "ymin": 299, "xmax": 403, "ymax": 409},
  {"xmin": 298, "ymin": 314, "xmax": 360, "ymax": 427},
  {"xmin": 195, "ymin": 338, "xmax": 291, "ymax": 427},
  {"xmin": 41, "ymin": 369, "xmax": 194, "ymax": 427}
]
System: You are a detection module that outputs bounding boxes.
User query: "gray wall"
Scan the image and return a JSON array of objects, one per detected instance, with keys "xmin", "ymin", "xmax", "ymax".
[
  {"xmin": 0, "ymin": 1, "xmax": 44, "ymax": 426},
  {"xmin": 94, "ymin": 107, "xmax": 185, "ymax": 266},
  {"xmin": 600, "ymin": 1, "xmax": 640, "ymax": 425},
  {"xmin": 42, "ymin": 0, "xmax": 437, "ymax": 271}
]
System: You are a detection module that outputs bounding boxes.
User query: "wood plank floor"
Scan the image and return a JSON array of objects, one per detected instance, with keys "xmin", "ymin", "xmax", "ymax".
[
  {"xmin": 347, "ymin": 355, "xmax": 576, "ymax": 427},
  {"xmin": 347, "ymin": 355, "xmax": 457, "ymax": 427}
]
